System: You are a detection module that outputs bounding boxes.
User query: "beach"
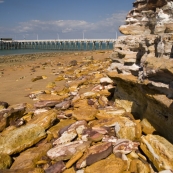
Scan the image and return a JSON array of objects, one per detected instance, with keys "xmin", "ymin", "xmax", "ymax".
[{"xmin": 0, "ymin": 51, "xmax": 112, "ymax": 105}]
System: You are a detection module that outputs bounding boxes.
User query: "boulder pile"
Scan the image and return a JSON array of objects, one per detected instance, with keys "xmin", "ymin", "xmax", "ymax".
[
  {"xmin": 0, "ymin": 50, "xmax": 173, "ymax": 173},
  {"xmin": 0, "ymin": 0, "xmax": 173, "ymax": 172}
]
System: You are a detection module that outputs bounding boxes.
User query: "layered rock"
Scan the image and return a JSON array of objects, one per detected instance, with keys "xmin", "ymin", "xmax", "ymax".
[
  {"xmin": 119, "ymin": 0, "xmax": 173, "ymax": 35},
  {"xmin": 108, "ymin": 0, "xmax": 173, "ymax": 144}
]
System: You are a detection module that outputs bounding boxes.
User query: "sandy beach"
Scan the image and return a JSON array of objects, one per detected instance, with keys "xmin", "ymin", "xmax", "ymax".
[{"xmin": 0, "ymin": 51, "xmax": 111, "ymax": 105}]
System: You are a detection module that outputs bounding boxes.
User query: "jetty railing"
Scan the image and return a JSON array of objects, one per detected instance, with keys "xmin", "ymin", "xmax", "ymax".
[{"xmin": 0, "ymin": 39, "xmax": 116, "ymax": 51}]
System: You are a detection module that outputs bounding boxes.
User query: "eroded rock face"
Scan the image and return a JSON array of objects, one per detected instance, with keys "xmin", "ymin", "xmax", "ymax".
[
  {"xmin": 120, "ymin": 0, "xmax": 173, "ymax": 35},
  {"xmin": 140, "ymin": 134, "xmax": 173, "ymax": 171},
  {"xmin": 108, "ymin": 0, "xmax": 173, "ymax": 143}
]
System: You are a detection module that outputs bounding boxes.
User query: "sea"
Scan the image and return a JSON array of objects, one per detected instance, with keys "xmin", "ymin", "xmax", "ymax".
[{"xmin": 0, "ymin": 42, "xmax": 113, "ymax": 56}]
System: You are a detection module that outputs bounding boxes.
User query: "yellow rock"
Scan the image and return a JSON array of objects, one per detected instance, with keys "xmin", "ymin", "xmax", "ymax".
[
  {"xmin": 95, "ymin": 107, "xmax": 126, "ymax": 119},
  {"xmin": 98, "ymin": 89, "xmax": 111, "ymax": 96},
  {"xmin": 90, "ymin": 116, "xmax": 140, "ymax": 140},
  {"xmin": 140, "ymin": 134, "xmax": 173, "ymax": 171},
  {"xmin": 0, "ymin": 154, "xmax": 12, "ymax": 169},
  {"xmin": 127, "ymin": 151, "xmax": 139, "ymax": 160},
  {"xmin": 63, "ymin": 167, "xmax": 76, "ymax": 173},
  {"xmin": 46, "ymin": 82, "xmax": 56, "ymax": 88},
  {"xmin": 129, "ymin": 159, "xmax": 151, "ymax": 173},
  {"xmin": 140, "ymin": 118, "xmax": 156, "ymax": 134},
  {"xmin": 22, "ymin": 112, "xmax": 33, "ymax": 123},
  {"xmin": 7, "ymin": 168, "xmax": 45, "ymax": 173},
  {"xmin": 66, "ymin": 150, "xmax": 84, "ymax": 168},
  {"xmin": 73, "ymin": 99, "xmax": 88, "ymax": 108},
  {"xmin": 42, "ymin": 75, "xmax": 47, "ymax": 79},
  {"xmin": 94, "ymin": 73, "xmax": 104, "ymax": 79},
  {"xmin": 73, "ymin": 106, "xmax": 97, "ymax": 121},
  {"xmin": 47, "ymin": 119, "xmax": 76, "ymax": 138},
  {"xmin": 11, "ymin": 143, "xmax": 52, "ymax": 169},
  {"xmin": 55, "ymin": 75, "xmax": 65, "ymax": 81},
  {"xmin": 81, "ymin": 91, "xmax": 99, "ymax": 99},
  {"xmin": 0, "ymin": 124, "xmax": 46, "ymax": 155},
  {"xmin": 68, "ymin": 79, "xmax": 87, "ymax": 92},
  {"xmin": 28, "ymin": 109, "xmax": 57, "ymax": 130},
  {"xmin": 84, "ymin": 154, "xmax": 126, "ymax": 173}
]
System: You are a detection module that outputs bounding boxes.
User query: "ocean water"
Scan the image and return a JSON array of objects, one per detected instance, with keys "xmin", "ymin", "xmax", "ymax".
[{"xmin": 0, "ymin": 42, "xmax": 113, "ymax": 56}]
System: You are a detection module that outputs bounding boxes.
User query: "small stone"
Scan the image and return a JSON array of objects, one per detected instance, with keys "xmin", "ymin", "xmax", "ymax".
[
  {"xmin": 31, "ymin": 76, "xmax": 43, "ymax": 82},
  {"xmin": 66, "ymin": 150, "xmax": 84, "ymax": 168},
  {"xmin": 68, "ymin": 60, "xmax": 77, "ymax": 66}
]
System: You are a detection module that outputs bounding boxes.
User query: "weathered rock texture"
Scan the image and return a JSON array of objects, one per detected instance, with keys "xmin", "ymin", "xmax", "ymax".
[
  {"xmin": 108, "ymin": 0, "xmax": 173, "ymax": 144},
  {"xmin": 119, "ymin": 0, "xmax": 173, "ymax": 35}
]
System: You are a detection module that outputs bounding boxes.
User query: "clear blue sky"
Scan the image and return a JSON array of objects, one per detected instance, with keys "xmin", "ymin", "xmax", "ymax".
[{"xmin": 0, "ymin": 0, "xmax": 134, "ymax": 40}]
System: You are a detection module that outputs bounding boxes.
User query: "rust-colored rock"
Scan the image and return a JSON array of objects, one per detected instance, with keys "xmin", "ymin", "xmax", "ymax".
[
  {"xmin": 84, "ymin": 154, "xmax": 126, "ymax": 173},
  {"xmin": 47, "ymin": 140, "xmax": 91, "ymax": 161},
  {"xmin": 76, "ymin": 142, "xmax": 113, "ymax": 169}
]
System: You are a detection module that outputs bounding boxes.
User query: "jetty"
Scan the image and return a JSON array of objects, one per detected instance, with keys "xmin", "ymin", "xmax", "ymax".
[{"xmin": 0, "ymin": 39, "xmax": 116, "ymax": 50}]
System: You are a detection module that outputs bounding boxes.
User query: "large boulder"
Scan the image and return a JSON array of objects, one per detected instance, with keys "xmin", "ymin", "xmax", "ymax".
[
  {"xmin": 140, "ymin": 134, "xmax": 173, "ymax": 171},
  {"xmin": 0, "ymin": 124, "xmax": 46, "ymax": 155}
]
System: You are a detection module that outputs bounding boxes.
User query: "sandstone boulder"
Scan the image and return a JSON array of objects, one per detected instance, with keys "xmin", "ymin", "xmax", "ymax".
[
  {"xmin": 28, "ymin": 109, "xmax": 57, "ymax": 130},
  {"xmin": 0, "ymin": 124, "xmax": 46, "ymax": 155},
  {"xmin": 140, "ymin": 134, "xmax": 173, "ymax": 171},
  {"xmin": 10, "ymin": 143, "xmax": 52, "ymax": 169},
  {"xmin": 84, "ymin": 154, "xmax": 126, "ymax": 173},
  {"xmin": 47, "ymin": 119, "xmax": 76, "ymax": 139}
]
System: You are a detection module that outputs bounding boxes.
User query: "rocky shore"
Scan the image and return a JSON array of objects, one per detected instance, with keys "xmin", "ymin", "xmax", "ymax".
[{"xmin": 1, "ymin": 0, "xmax": 173, "ymax": 172}]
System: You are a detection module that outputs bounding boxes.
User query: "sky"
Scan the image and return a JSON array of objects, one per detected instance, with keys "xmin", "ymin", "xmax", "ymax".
[{"xmin": 0, "ymin": 0, "xmax": 134, "ymax": 40}]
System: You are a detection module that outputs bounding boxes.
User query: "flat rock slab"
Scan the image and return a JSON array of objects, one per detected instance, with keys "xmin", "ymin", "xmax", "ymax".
[
  {"xmin": 47, "ymin": 140, "xmax": 91, "ymax": 161},
  {"xmin": 140, "ymin": 134, "xmax": 173, "ymax": 171},
  {"xmin": 47, "ymin": 119, "xmax": 76, "ymax": 139},
  {"xmin": 28, "ymin": 109, "xmax": 57, "ymax": 130},
  {"xmin": 11, "ymin": 143, "xmax": 52, "ymax": 169},
  {"xmin": 72, "ymin": 106, "xmax": 98, "ymax": 121},
  {"xmin": 76, "ymin": 142, "xmax": 113, "ymax": 169},
  {"xmin": 84, "ymin": 154, "xmax": 126, "ymax": 173},
  {"xmin": 0, "ymin": 124, "xmax": 46, "ymax": 155}
]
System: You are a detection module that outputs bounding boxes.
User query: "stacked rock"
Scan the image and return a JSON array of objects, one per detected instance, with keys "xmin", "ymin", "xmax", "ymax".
[
  {"xmin": 107, "ymin": 0, "xmax": 173, "ymax": 168},
  {"xmin": 1, "ymin": 52, "xmax": 173, "ymax": 172}
]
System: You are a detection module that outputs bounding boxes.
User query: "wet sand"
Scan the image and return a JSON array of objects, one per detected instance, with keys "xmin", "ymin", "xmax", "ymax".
[{"xmin": 0, "ymin": 51, "xmax": 111, "ymax": 105}]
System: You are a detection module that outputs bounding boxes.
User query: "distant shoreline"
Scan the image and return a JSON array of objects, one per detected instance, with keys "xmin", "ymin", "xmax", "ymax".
[{"xmin": 0, "ymin": 50, "xmax": 111, "ymax": 66}]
